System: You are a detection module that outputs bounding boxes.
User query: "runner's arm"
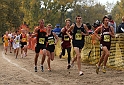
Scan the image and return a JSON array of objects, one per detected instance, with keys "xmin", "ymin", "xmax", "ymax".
[
  {"xmin": 66, "ymin": 24, "xmax": 74, "ymax": 39},
  {"xmin": 53, "ymin": 32, "xmax": 59, "ymax": 45},
  {"xmin": 32, "ymin": 27, "xmax": 39, "ymax": 37},
  {"xmin": 83, "ymin": 24, "xmax": 89, "ymax": 36},
  {"xmin": 110, "ymin": 26, "xmax": 115, "ymax": 38},
  {"xmin": 94, "ymin": 26, "xmax": 101, "ymax": 40}
]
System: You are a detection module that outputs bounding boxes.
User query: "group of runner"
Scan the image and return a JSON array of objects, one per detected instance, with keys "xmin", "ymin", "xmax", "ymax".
[
  {"xmin": 2, "ymin": 29, "xmax": 28, "ymax": 59},
  {"xmin": 2, "ymin": 14, "xmax": 115, "ymax": 76}
]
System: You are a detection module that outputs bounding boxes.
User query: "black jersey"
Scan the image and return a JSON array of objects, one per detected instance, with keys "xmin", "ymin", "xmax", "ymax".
[
  {"xmin": 36, "ymin": 29, "xmax": 47, "ymax": 45},
  {"xmin": 47, "ymin": 32, "xmax": 55, "ymax": 46}
]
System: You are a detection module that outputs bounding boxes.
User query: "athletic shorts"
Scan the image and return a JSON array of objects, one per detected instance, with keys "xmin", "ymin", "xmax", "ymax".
[
  {"xmin": 46, "ymin": 45, "xmax": 55, "ymax": 52},
  {"xmin": 35, "ymin": 44, "xmax": 46, "ymax": 53},
  {"xmin": 20, "ymin": 42, "xmax": 27, "ymax": 48},
  {"xmin": 13, "ymin": 43, "xmax": 20, "ymax": 49},
  {"xmin": 72, "ymin": 40, "xmax": 84, "ymax": 49},
  {"xmin": 100, "ymin": 43, "xmax": 111, "ymax": 50}
]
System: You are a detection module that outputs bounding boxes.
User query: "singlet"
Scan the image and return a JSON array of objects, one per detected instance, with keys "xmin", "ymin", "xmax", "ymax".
[
  {"xmin": 47, "ymin": 32, "xmax": 55, "ymax": 46},
  {"xmin": 100, "ymin": 26, "xmax": 111, "ymax": 45},
  {"xmin": 36, "ymin": 28, "xmax": 47, "ymax": 45},
  {"xmin": 14, "ymin": 35, "xmax": 20, "ymax": 44},
  {"xmin": 20, "ymin": 34, "xmax": 27, "ymax": 42},
  {"xmin": 62, "ymin": 27, "xmax": 71, "ymax": 42},
  {"xmin": 73, "ymin": 23, "xmax": 85, "ymax": 42},
  {"xmin": 4, "ymin": 35, "xmax": 9, "ymax": 43}
]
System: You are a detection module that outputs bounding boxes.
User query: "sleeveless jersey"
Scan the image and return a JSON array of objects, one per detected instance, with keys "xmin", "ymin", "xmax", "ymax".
[
  {"xmin": 47, "ymin": 32, "xmax": 55, "ymax": 46},
  {"xmin": 62, "ymin": 27, "xmax": 71, "ymax": 42},
  {"xmin": 100, "ymin": 26, "xmax": 111, "ymax": 48},
  {"xmin": 73, "ymin": 23, "xmax": 85, "ymax": 42},
  {"xmin": 36, "ymin": 28, "xmax": 47, "ymax": 45},
  {"xmin": 20, "ymin": 34, "xmax": 27, "ymax": 42}
]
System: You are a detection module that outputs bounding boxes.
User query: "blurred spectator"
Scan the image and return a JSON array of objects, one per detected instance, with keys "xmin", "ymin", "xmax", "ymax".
[
  {"xmin": 107, "ymin": 14, "xmax": 117, "ymax": 33},
  {"xmin": 86, "ymin": 23, "xmax": 93, "ymax": 34},
  {"xmin": 118, "ymin": 16, "xmax": 124, "ymax": 33},
  {"xmin": 52, "ymin": 24, "xmax": 61, "ymax": 36}
]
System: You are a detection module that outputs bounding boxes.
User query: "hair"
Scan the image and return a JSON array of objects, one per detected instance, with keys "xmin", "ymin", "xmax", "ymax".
[
  {"xmin": 76, "ymin": 15, "xmax": 81, "ymax": 19},
  {"xmin": 122, "ymin": 16, "xmax": 124, "ymax": 21},
  {"xmin": 102, "ymin": 16, "xmax": 109, "ymax": 23},
  {"xmin": 47, "ymin": 23, "xmax": 52, "ymax": 27},
  {"xmin": 65, "ymin": 18, "xmax": 71, "ymax": 23},
  {"xmin": 39, "ymin": 19, "xmax": 44, "ymax": 23}
]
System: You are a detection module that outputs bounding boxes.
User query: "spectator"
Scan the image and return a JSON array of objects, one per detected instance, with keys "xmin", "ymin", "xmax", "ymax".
[
  {"xmin": 86, "ymin": 23, "xmax": 93, "ymax": 34},
  {"xmin": 107, "ymin": 14, "xmax": 117, "ymax": 33},
  {"xmin": 52, "ymin": 24, "xmax": 61, "ymax": 36},
  {"xmin": 118, "ymin": 16, "xmax": 124, "ymax": 33}
]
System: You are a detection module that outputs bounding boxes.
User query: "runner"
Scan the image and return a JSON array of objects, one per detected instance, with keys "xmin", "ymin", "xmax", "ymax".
[
  {"xmin": 59, "ymin": 18, "xmax": 72, "ymax": 69},
  {"xmin": 20, "ymin": 29, "xmax": 28, "ymax": 58},
  {"xmin": 66, "ymin": 15, "xmax": 89, "ymax": 76},
  {"xmin": 94, "ymin": 16, "xmax": 115, "ymax": 74},
  {"xmin": 46, "ymin": 24, "xmax": 59, "ymax": 71},
  {"xmin": 32, "ymin": 19, "xmax": 47, "ymax": 72},
  {"xmin": 3, "ymin": 31, "xmax": 9, "ymax": 55},
  {"xmin": 13, "ymin": 30, "xmax": 21, "ymax": 58}
]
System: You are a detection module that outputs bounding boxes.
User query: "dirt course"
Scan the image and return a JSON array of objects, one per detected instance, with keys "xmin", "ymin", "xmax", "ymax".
[{"xmin": 0, "ymin": 45, "xmax": 124, "ymax": 85}]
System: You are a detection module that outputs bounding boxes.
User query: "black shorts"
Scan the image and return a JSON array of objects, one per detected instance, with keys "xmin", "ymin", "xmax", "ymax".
[
  {"xmin": 35, "ymin": 44, "xmax": 46, "ymax": 53},
  {"xmin": 20, "ymin": 42, "xmax": 27, "ymax": 48},
  {"xmin": 46, "ymin": 45, "xmax": 55, "ymax": 53},
  {"xmin": 72, "ymin": 40, "xmax": 84, "ymax": 49}
]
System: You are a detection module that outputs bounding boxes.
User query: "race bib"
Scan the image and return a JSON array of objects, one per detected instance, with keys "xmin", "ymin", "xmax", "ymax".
[
  {"xmin": 48, "ymin": 39, "xmax": 55, "ymax": 45},
  {"xmin": 64, "ymin": 35, "xmax": 69, "ymax": 41},
  {"xmin": 16, "ymin": 40, "xmax": 19, "ymax": 42},
  {"xmin": 104, "ymin": 35, "xmax": 110, "ymax": 42},
  {"xmin": 39, "ymin": 38, "xmax": 45, "ymax": 44},
  {"xmin": 75, "ymin": 33, "xmax": 82, "ymax": 40},
  {"xmin": 22, "ymin": 38, "xmax": 26, "ymax": 42}
]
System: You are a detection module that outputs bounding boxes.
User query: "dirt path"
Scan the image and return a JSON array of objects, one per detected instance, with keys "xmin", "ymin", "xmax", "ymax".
[{"xmin": 0, "ymin": 46, "xmax": 124, "ymax": 85}]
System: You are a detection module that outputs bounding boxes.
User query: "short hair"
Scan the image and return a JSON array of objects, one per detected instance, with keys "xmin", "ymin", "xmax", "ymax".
[
  {"xmin": 102, "ymin": 15, "xmax": 109, "ymax": 23},
  {"xmin": 47, "ymin": 24, "xmax": 52, "ymax": 27},
  {"xmin": 76, "ymin": 15, "xmax": 81, "ymax": 19},
  {"xmin": 65, "ymin": 18, "xmax": 71, "ymax": 23}
]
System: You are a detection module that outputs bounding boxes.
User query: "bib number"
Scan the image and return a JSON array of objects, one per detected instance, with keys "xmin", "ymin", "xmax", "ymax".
[
  {"xmin": 104, "ymin": 35, "xmax": 110, "ymax": 42},
  {"xmin": 48, "ymin": 39, "xmax": 55, "ymax": 45},
  {"xmin": 39, "ymin": 38, "xmax": 45, "ymax": 44},
  {"xmin": 75, "ymin": 33, "xmax": 82, "ymax": 40},
  {"xmin": 64, "ymin": 35, "xmax": 69, "ymax": 41},
  {"xmin": 22, "ymin": 38, "xmax": 26, "ymax": 42}
]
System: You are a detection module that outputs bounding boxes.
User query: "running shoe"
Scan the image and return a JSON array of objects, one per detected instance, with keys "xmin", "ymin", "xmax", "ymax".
[
  {"xmin": 21, "ymin": 54, "xmax": 23, "ymax": 58},
  {"xmin": 34, "ymin": 67, "xmax": 37, "ymax": 72},
  {"xmin": 96, "ymin": 64, "xmax": 99, "ymax": 74},
  {"xmin": 102, "ymin": 66, "xmax": 106, "ymax": 73},
  {"xmin": 67, "ymin": 64, "xmax": 71, "ymax": 69},
  {"xmin": 48, "ymin": 68, "xmax": 51, "ymax": 72},
  {"xmin": 79, "ymin": 71, "xmax": 84, "ymax": 76},
  {"xmin": 41, "ymin": 66, "xmax": 44, "ymax": 72}
]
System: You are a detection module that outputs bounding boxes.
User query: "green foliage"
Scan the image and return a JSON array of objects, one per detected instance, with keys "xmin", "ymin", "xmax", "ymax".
[{"xmin": 1, "ymin": 0, "xmax": 120, "ymax": 34}]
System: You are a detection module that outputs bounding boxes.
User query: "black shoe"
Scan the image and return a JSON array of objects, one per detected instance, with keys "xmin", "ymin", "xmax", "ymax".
[
  {"xmin": 41, "ymin": 66, "xmax": 44, "ymax": 72},
  {"xmin": 67, "ymin": 65, "xmax": 71, "ymax": 69},
  {"xmin": 34, "ymin": 67, "xmax": 37, "ymax": 72}
]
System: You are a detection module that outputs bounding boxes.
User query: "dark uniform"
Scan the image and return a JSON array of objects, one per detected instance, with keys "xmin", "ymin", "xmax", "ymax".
[
  {"xmin": 100, "ymin": 26, "xmax": 111, "ymax": 50},
  {"xmin": 72, "ymin": 23, "xmax": 85, "ymax": 49},
  {"xmin": 46, "ymin": 32, "xmax": 55, "ymax": 52},
  {"xmin": 35, "ymin": 29, "xmax": 47, "ymax": 53},
  {"xmin": 20, "ymin": 34, "xmax": 27, "ymax": 48}
]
